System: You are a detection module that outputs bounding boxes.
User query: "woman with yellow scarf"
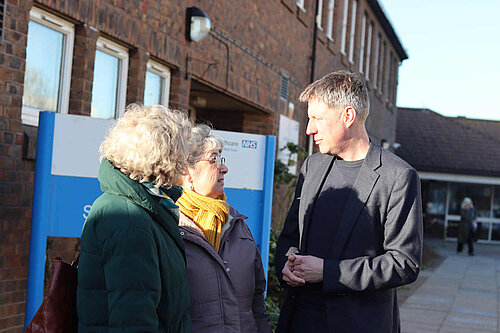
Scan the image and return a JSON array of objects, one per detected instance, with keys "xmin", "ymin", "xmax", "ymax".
[{"xmin": 177, "ymin": 124, "xmax": 271, "ymax": 333}]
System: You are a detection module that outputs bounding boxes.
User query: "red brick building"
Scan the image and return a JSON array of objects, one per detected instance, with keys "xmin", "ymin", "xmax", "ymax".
[{"xmin": 0, "ymin": 0, "xmax": 406, "ymax": 330}]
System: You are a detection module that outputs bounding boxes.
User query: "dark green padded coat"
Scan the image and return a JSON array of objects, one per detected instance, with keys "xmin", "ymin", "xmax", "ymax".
[{"xmin": 77, "ymin": 159, "xmax": 191, "ymax": 332}]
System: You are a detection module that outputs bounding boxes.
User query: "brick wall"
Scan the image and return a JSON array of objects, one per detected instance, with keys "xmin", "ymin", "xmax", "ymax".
[
  {"xmin": 68, "ymin": 24, "xmax": 99, "ymax": 116},
  {"xmin": 0, "ymin": 0, "xmax": 33, "ymax": 331},
  {"xmin": 313, "ymin": 0, "xmax": 401, "ymax": 145}
]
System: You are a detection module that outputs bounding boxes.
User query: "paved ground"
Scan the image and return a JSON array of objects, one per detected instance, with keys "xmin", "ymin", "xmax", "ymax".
[{"xmin": 400, "ymin": 238, "xmax": 500, "ymax": 333}]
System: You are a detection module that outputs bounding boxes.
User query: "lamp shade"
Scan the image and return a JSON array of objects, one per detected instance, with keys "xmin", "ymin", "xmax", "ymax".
[{"xmin": 186, "ymin": 7, "xmax": 211, "ymax": 42}]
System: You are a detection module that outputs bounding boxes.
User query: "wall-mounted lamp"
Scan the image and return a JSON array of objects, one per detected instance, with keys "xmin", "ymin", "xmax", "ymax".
[{"xmin": 186, "ymin": 7, "xmax": 211, "ymax": 42}]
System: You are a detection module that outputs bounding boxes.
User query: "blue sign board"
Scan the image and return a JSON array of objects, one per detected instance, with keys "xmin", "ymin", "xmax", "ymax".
[{"xmin": 24, "ymin": 112, "xmax": 275, "ymax": 328}]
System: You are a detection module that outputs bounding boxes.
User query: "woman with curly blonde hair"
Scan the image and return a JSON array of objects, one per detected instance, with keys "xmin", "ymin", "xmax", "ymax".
[{"xmin": 77, "ymin": 104, "xmax": 192, "ymax": 332}]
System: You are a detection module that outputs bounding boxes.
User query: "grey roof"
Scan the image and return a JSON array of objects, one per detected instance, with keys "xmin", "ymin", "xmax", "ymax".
[{"xmin": 395, "ymin": 108, "xmax": 500, "ymax": 177}]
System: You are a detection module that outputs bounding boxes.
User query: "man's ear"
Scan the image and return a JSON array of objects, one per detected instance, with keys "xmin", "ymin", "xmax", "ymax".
[{"xmin": 343, "ymin": 106, "xmax": 357, "ymax": 128}]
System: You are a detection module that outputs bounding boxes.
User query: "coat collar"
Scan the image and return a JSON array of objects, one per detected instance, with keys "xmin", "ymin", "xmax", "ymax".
[{"xmin": 98, "ymin": 159, "xmax": 186, "ymax": 259}]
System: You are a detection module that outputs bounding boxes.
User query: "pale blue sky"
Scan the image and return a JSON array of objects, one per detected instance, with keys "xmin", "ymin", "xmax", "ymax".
[{"xmin": 378, "ymin": 0, "xmax": 500, "ymax": 121}]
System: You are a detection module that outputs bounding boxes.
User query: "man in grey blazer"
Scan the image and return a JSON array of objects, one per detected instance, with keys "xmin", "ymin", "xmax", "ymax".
[{"xmin": 275, "ymin": 71, "xmax": 423, "ymax": 332}]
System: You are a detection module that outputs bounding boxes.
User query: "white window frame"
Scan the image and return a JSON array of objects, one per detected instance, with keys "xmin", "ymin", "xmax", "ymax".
[
  {"xmin": 365, "ymin": 21, "xmax": 373, "ymax": 80},
  {"xmin": 348, "ymin": 0, "xmax": 357, "ymax": 63},
  {"xmin": 94, "ymin": 37, "xmax": 128, "ymax": 119},
  {"xmin": 358, "ymin": 13, "xmax": 366, "ymax": 73},
  {"xmin": 340, "ymin": 0, "xmax": 349, "ymax": 55},
  {"xmin": 22, "ymin": 7, "xmax": 74, "ymax": 126},
  {"xmin": 373, "ymin": 33, "xmax": 381, "ymax": 89},
  {"xmin": 316, "ymin": 0, "xmax": 324, "ymax": 30},
  {"xmin": 326, "ymin": 0, "xmax": 335, "ymax": 40},
  {"xmin": 145, "ymin": 60, "xmax": 171, "ymax": 107},
  {"xmin": 297, "ymin": 0, "xmax": 306, "ymax": 12}
]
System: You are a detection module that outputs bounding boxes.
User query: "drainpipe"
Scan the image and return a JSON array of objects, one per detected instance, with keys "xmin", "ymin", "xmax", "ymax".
[
  {"xmin": 310, "ymin": 0, "xmax": 320, "ymax": 84},
  {"xmin": 308, "ymin": 0, "xmax": 320, "ymax": 156}
]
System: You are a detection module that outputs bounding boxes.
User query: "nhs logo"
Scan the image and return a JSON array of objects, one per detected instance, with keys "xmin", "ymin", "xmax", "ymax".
[{"xmin": 241, "ymin": 140, "xmax": 258, "ymax": 149}]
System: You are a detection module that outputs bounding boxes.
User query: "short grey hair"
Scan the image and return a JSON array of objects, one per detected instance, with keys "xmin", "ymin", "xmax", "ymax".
[
  {"xmin": 99, "ymin": 104, "xmax": 191, "ymax": 188},
  {"xmin": 461, "ymin": 197, "xmax": 473, "ymax": 209},
  {"xmin": 187, "ymin": 124, "xmax": 224, "ymax": 166},
  {"xmin": 299, "ymin": 71, "xmax": 370, "ymax": 120}
]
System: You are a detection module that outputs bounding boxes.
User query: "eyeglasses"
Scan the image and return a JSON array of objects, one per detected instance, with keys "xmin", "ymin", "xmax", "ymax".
[{"xmin": 200, "ymin": 154, "xmax": 226, "ymax": 168}]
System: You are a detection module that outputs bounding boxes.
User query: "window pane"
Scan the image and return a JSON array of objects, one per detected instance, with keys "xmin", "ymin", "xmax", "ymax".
[
  {"xmin": 91, "ymin": 50, "xmax": 119, "ymax": 119},
  {"xmin": 23, "ymin": 21, "xmax": 64, "ymax": 112},
  {"xmin": 446, "ymin": 222, "xmax": 458, "ymax": 239},
  {"xmin": 144, "ymin": 70, "xmax": 162, "ymax": 106},
  {"xmin": 426, "ymin": 182, "xmax": 447, "ymax": 214},
  {"xmin": 475, "ymin": 222, "xmax": 489, "ymax": 241},
  {"xmin": 448, "ymin": 183, "xmax": 492, "ymax": 217},
  {"xmin": 494, "ymin": 186, "xmax": 500, "ymax": 218},
  {"xmin": 491, "ymin": 222, "xmax": 500, "ymax": 242},
  {"xmin": 422, "ymin": 181, "xmax": 446, "ymax": 238}
]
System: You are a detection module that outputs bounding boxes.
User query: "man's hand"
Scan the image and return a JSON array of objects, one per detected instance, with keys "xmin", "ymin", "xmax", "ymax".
[
  {"xmin": 290, "ymin": 255, "xmax": 324, "ymax": 283},
  {"xmin": 282, "ymin": 254, "xmax": 306, "ymax": 287}
]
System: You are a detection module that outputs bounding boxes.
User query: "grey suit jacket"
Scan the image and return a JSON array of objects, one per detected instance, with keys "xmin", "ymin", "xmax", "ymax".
[{"xmin": 275, "ymin": 142, "xmax": 423, "ymax": 333}]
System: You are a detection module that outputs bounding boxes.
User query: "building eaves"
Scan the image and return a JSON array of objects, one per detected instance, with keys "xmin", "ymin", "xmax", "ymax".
[{"xmin": 367, "ymin": 0, "xmax": 408, "ymax": 61}]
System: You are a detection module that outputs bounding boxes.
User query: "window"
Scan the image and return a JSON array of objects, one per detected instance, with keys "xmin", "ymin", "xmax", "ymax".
[
  {"xmin": 364, "ymin": 22, "xmax": 373, "ymax": 80},
  {"xmin": 422, "ymin": 181, "xmax": 447, "ymax": 238},
  {"xmin": 388, "ymin": 53, "xmax": 394, "ymax": 101},
  {"xmin": 448, "ymin": 183, "xmax": 493, "ymax": 218},
  {"xmin": 425, "ymin": 182, "xmax": 447, "ymax": 216},
  {"xmin": 373, "ymin": 33, "xmax": 381, "ymax": 88},
  {"xmin": 22, "ymin": 8, "xmax": 74, "ymax": 126},
  {"xmin": 316, "ymin": 0, "xmax": 324, "ymax": 29},
  {"xmin": 326, "ymin": 0, "xmax": 335, "ymax": 40},
  {"xmin": 378, "ymin": 41, "xmax": 386, "ymax": 93},
  {"xmin": 494, "ymin": 186, "xmax": 500, "ymax": 218},
  {"xmin": 448, "ymin": 183, "xmax": 495, "ymax": 241},
  {"xmin": 91, "ymin": 38, "xmax": 128, "ymax": 119},
  {"xmin": 0, "ymin": 0, "xmax": 6, "ymax": 43},
  {"xmin": 390, "ymin": 56, "xmax": 399, "ymax": 104},
  {"xmin": 358, "ymin": 13, "xmax": 366, "ymax": 73},
  {"xmin": 347, "ymin": 0, "xmax": 357, "ymax": 63},
  {"xmin": 340, "ymin": 0, "xmax": 349, "ymax": 54},
  {"xmin": 297, "ymin": 0, "xmax": 306, "ymax": 11},
  {"xmin": 144, "ymin": 61, "xmax": 171, "ymax": 107}
]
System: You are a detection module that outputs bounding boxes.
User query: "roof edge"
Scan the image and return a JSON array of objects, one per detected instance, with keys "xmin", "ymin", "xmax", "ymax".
[{"xmin": 367, "ymin": 0, "xmax": 408, "ymax": 61}]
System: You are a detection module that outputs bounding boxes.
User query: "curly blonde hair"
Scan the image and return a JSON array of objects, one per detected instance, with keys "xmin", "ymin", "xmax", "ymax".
[{"xmin": 100, "ymin": 104, "xmax": 192, "ymax": 187}]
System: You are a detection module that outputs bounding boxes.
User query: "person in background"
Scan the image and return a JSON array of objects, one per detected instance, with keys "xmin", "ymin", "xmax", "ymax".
[
  {"xmin": 77, "ymin": 104, "xmax": 192, "ymax": 332},
  {"xmin": 457, "ymin": 197, "xmax": 477, "ymax": 256},
  {"xmin": 177, "ymin": 124, "xmax": 271, "ymax": 333}
]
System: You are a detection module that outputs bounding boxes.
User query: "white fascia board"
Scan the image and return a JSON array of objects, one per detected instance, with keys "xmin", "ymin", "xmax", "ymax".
[{"xmin": 418, "ymin": 171, "xmax": 500, "ymax": 185}]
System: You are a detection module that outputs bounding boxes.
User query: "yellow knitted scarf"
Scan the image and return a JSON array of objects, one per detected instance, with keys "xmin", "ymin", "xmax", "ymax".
[{"xmin": 177, "ymin": 188, "xmax": 229, "ymax": 251}]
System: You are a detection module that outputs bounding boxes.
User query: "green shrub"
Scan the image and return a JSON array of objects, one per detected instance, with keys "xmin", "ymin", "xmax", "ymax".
[
  {"xmin": 265, "ymin": 229, "xmax": 286, "ymax": 331},
  {"xmin": 266, "ymin": 142, "xmax": 306, "ymax": 330}
]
